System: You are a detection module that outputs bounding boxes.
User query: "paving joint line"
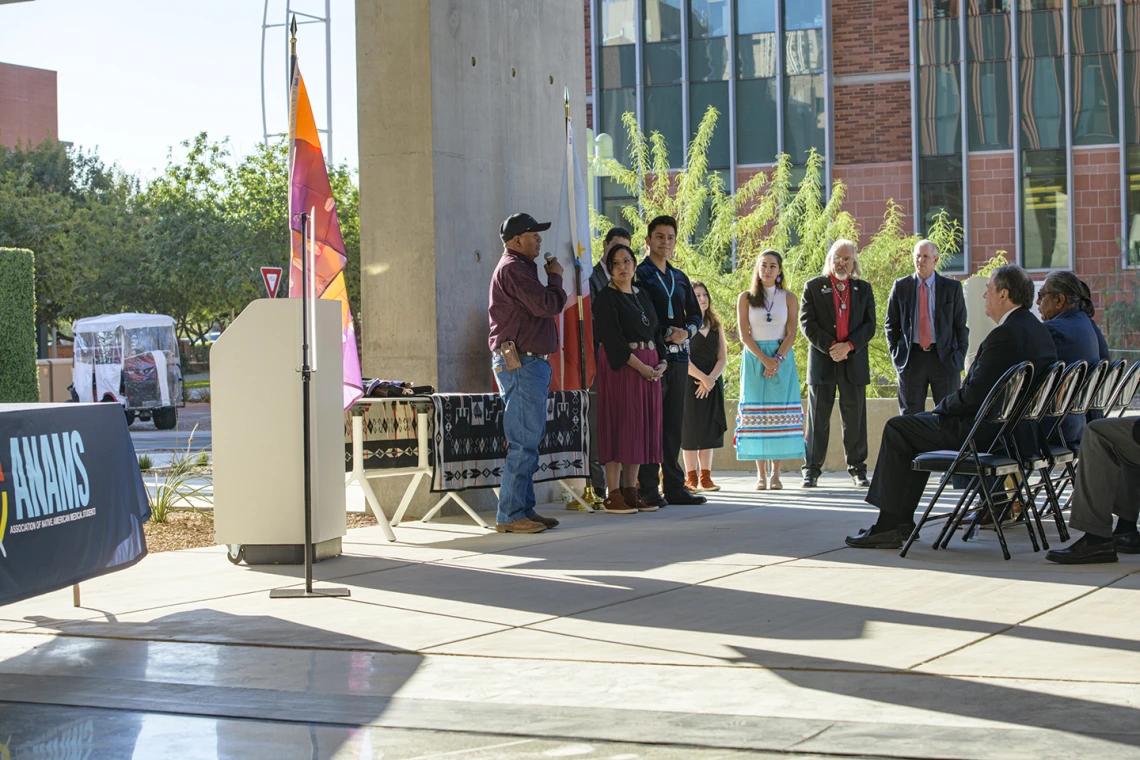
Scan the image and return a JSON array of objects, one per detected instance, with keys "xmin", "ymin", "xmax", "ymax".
[
  {"xmin": 418, "ymin": 547, "xmax": 850, "ymax": 658},
  {"xmin": 905, "ymin": 571, "xmax": 1134, "ymax": 672},
  {"xmin": 4, "ymin": 629, "xmax": 1138, "ymax": 687}
]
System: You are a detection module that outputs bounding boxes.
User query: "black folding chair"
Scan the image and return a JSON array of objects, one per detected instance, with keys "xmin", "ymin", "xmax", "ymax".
[
  {"xmin": 1090, "ymin": 359, "xmax": 1128, "ymax": 415},
  {"xmin": 901, "ymin": 362, "xmax": 1033, "ymax": 561},
  {"xmin": 1013, "ymin": 361, "xmax": 1086, "ymax": 545},
  {"xmin": 1103, "ymin": 360, "xmax": 1140, "ymax": 418},
  {"xmin": 1043, "ymin": 359, "xmax": 1112, "ymax": 517},
  {"xmin": 995, "ymin": 361, "xmax": 1065, "ymax": 550}
]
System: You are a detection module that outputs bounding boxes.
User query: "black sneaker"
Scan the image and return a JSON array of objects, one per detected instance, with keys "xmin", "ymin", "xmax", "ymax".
[{"xmin": 638, "ymin": 491, "xmax": 667, "ymax": 508}]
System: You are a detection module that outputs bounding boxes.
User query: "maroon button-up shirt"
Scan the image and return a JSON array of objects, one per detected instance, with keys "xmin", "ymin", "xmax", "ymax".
[{"xmin": 488, "ymin": 248, "xmax": 567, "ymax": 355}]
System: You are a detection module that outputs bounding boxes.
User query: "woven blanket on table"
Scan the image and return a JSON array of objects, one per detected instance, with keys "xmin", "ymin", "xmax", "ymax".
[
  {"xmin": 343, "ymin": 399, "xmax": 432, "ymax": 472},
  {"xmin": 430, "ymin": 390, "xmax": 589, "ymax": 492}
]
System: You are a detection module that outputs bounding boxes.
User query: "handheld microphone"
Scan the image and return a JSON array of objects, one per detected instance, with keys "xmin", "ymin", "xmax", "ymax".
[{"xmin": 543, "ymin": 252, "xmax": 555, "ymax": 264}]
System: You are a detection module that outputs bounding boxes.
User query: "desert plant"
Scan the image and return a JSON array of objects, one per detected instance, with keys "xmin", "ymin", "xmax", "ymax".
[
  {"xmin": 138, "ymin": 454, "xmax": 153, "ymax": 472},
  {"xmin": 149, "ymin": 425, "xmax": 212, "ymax": 523}
]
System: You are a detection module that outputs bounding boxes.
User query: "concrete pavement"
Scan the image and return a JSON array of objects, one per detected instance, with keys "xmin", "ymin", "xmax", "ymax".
[{"xmin": 1, "ymin": 472, "xmax": 1137, "ymax": 759}]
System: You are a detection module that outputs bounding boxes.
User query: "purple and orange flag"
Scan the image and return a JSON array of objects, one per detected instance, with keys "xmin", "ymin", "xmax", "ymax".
[{"xmin": 287, "ymin": 54, "xmax": 363, "ymax": 410}]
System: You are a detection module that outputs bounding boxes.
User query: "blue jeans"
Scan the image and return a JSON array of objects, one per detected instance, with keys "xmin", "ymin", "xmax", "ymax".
[{"xmin": 492, "ymin": 354, "xmax": 551, "ymax": 524}]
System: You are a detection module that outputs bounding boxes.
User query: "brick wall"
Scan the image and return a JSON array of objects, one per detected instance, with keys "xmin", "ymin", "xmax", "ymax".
[
  {"xmin": 833, "ymin": 83, "xmax": 912, "ymax": 165},
  {"xmin": 1072, "ymin": 147, "xmax": 1123, "ymax": 279},
  {"xmin": 832, "ymin": 161, "xmax": 914, "ymax": 246},
  {"xmin": 832, "ymin": 0, "xmax": 910, "ymax": 76},
  {"xmin": 968, "ymin": 152, "xmax": 1016, "ymax": 273},
  {"xmin": 831, "ymin": 0, "xmax": 912, "ymax": 168},
  {"xmin": 0, "ymin": 63, "xmax": 57, "ymax": 149}
]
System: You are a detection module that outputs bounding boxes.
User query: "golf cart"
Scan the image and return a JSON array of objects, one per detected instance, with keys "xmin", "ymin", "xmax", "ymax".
[{"xmin": 71, "ymin": 313, "xmax": 184, "ymax": 429}]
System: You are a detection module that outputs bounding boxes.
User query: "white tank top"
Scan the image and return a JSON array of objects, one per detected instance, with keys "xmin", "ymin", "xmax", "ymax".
[{"xmin": 748, "ymin": 286, "xmax": 789, "ymax": 342}]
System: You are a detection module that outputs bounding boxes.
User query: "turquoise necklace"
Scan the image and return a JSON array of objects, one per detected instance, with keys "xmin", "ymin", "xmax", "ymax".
[{"xmin": 655, "ymin": 268, "xmax": 676, "ymax": 320}]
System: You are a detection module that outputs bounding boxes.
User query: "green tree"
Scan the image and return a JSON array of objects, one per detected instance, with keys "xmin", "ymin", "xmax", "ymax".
[
  {"xmin": 0, "ymin": 135, "xmax": 361, "ymax": 350},
  {"xmin": 591, "ymin": 107, "xmax": 964, "ymax": 400}
]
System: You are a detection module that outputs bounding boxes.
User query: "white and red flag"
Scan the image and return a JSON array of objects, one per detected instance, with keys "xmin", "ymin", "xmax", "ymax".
[{"xmin": 545, "ymin": 120, "xmax": 595, "ymax": 391}]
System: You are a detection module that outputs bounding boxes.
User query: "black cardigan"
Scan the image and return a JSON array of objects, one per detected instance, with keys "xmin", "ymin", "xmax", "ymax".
[{"xmin": 592, "ymin": 284, "xmax": 666, "ymax": 370}]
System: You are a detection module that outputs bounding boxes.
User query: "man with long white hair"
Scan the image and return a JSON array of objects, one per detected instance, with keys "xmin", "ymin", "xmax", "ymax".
[{"xmin": 798, "ymin": 239, "xmax": 877, "ymax": 488}]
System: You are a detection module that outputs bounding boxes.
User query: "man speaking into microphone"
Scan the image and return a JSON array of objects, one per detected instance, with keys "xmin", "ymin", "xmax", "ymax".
[{"xmin": 488, "ymin": 213, "xmax": 566, "ymax": 534}]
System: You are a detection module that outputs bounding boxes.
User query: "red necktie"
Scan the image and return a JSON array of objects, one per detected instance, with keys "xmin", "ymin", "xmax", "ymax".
[{"xmin": 918, "ymin": 280, "xmax": 932, "ymax": 350}]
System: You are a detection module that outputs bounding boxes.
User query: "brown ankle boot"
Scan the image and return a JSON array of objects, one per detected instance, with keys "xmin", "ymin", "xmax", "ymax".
[
  {"xmin": 602, "ymin": 488, "xmax": 636, "ymax": 514},
  {"xmin": 684, "ymin": 470, "xmax": 700, "ymax": 493},
  {"xmin": 699, "ymin": 469, "xmax": 720, "ymax": 492},
  {"xmin": 623, "ymin": 487, "xmax": 658, "ymax": 512}
]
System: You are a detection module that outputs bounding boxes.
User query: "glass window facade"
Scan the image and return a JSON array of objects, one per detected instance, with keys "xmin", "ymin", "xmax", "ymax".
[
  {"xmin": 967, "ymin": 1, "xmax": 1012, "ymax": 150},
  {"xmin": 690, "ymin": 0, "xmax": 730, "ymax": 168},
  {"xmin": 784, "ymin": 0, "xmax": 825, "ymax": 165},
  {"xmin": 1019, "ymin": 0, "xmax": 1068, "ymax": 268},
  {"xmin": 644, "ymin": 1, "xmax": 683, "ymax": 161},
  {"xmin": 1070, "ymin": 2, "xmax": 1117, "ymax": 146},
  {"xmin": 592, "ymin": 0, "xmax": 826, "ymax": 231},
  {"xmin": 918, "ymin": 1, "xmax": 966, "ymax": 271},
  {"xmin": 1022, "ymin": 149, "xmax": 1069, "ymax": 270},
  {"xmin": 591, "ymin": 0, "xmax": 1136, "ymax": 267}
]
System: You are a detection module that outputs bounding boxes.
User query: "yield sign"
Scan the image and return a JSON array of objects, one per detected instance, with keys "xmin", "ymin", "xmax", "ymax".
[{"xmin": 260, "ymin": 266, "xmax": 283, "ymax": 299}]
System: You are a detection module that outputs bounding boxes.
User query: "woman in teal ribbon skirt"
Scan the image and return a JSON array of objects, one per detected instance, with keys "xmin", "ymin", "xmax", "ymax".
[{"xmin": 735, "ymin": 250, "xmax": 806, "ymax": 489}]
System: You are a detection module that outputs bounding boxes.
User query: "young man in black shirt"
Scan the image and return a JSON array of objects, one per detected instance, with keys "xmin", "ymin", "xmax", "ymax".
[{"xmin": 635, "ymin": 215, "xmax": 706, "ymax": 506}]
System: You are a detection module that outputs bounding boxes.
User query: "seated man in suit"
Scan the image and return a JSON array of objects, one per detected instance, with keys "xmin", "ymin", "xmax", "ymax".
[
  {"xmin": 847, "ymin": 264, "xmax": 1058, "ymax": 549},
  {"xmin": 1037, "ymin": 270, "xmax": 1110, "ymax": 446},
  {"xmin": 1046, "ymin": 417, "xmax": 1140, "ymax": 564}
]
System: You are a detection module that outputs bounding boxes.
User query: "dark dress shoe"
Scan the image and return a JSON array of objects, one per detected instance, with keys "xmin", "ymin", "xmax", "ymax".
[
  {"xmin": 851, "ymin": 474, "xmax": 871, "ymax": 488},
  {"xmin": 1114, "ymin": 531, "xmax": 1140, "ymax": 554},
  {"xmin": 664, "ymin": 490, "xmax": 706, "ymax": 505},
  {"xmin": 801, "ymin": 475, "xmax": 818, "ymax": 488},
  {"xmin": 638, "ymin": 491, "xmax": 667, "ymax": 508},
  {"xmin": 1046, "ymin": 535, "xmax": 1118, "ymax": 564},
  {"xmin": 845, "ymin": 524, "xmax": 914, "ymax": 549}
]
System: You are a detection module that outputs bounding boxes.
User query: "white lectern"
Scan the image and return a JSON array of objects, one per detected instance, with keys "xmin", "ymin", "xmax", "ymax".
[{"xmin": 212, "ymin": 299, "xmax": 346, "ymax": 564}]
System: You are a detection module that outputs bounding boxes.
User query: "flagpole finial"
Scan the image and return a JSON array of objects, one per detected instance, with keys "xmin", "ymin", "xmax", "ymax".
[{"xmin": 290, "ymin": 15, "xmax": 298, "ymax": 55}]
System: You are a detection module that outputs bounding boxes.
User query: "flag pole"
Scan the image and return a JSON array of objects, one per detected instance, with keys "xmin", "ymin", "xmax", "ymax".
[
  {"xmin": 271, "ymin": 17, "xmax": 349, "ymax": 600},
  {"xmin": 565, "ymin": 88, "xmax": 588, "ymax": 391}
]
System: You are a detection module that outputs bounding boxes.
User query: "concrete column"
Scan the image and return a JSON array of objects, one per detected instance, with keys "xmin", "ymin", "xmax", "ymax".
[
  {"xmin": 354, "ymin": 0, "xmax": 589, "ymax": 519},
  {"xmin": 356, "ymin": 0, "xmax": 437, "ymax": 387},
  {"xmin": 356, "ymin": 0, "xmax": 588, "ymax": 393}
]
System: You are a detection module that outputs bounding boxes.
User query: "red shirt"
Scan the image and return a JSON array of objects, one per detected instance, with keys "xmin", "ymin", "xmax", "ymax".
[
  {"xmin": 829, "ymin": 274, "xmax": 855, "ymax": 352},
  {"xmin": 487, "ymin": 249, "xmax": 567, "ymax": 355}
]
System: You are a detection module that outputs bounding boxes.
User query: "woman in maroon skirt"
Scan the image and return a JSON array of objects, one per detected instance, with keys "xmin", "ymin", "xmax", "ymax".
[{"xmin": 593, "ymin": 243, "xmax": 666, "ymax": 514}]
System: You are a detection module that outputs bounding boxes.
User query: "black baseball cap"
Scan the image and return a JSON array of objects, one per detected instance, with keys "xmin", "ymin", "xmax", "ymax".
[{"xmin": 500, "ymin": 212, "xmax": 551, "ymax": 242}]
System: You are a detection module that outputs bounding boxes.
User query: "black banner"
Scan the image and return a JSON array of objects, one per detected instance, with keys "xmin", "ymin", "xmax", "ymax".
[
  {"xmin": 430, "ymin": 391, "xmax": 589, "ymax": 492},
  {"xmin": 0, "ymin": 403, "xmax": 150, "ymax": 606}
]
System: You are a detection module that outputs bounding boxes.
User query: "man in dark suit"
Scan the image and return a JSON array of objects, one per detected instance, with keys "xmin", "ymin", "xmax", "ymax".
[
  {"xmin": 847, "ymin": 264, "xmax": 1058, "ymax": 548},
  {"xmin": 589, "ymin": 227, "xmax": 631, "ymax": 300},
  {"xmin": 885, "ymin": 240, "xmax": 969, "ymax": 414},
  {"xmin": 800, "ymin": 239, "xmax": 877, "ymax": 488},
  {"xmin": 1046, "ymin": 417, "xmax": 1140, "ymax": 564}
]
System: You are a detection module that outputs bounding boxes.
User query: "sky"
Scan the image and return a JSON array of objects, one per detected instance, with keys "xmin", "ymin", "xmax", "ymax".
[{"xmin": 0, "ymin": 0, "xmax": 359, "ymax": 181}]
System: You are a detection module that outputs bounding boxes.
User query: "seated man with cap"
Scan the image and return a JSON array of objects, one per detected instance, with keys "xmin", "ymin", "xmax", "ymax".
[{"xmin": 487, "ymin": 212, "xmax": 566, "ymax": 533}]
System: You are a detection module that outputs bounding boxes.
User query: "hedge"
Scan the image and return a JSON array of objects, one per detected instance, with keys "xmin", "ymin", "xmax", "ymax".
[{"xmin": 0, "ymin": 248, "xmax": 40, "ymax": 402}]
